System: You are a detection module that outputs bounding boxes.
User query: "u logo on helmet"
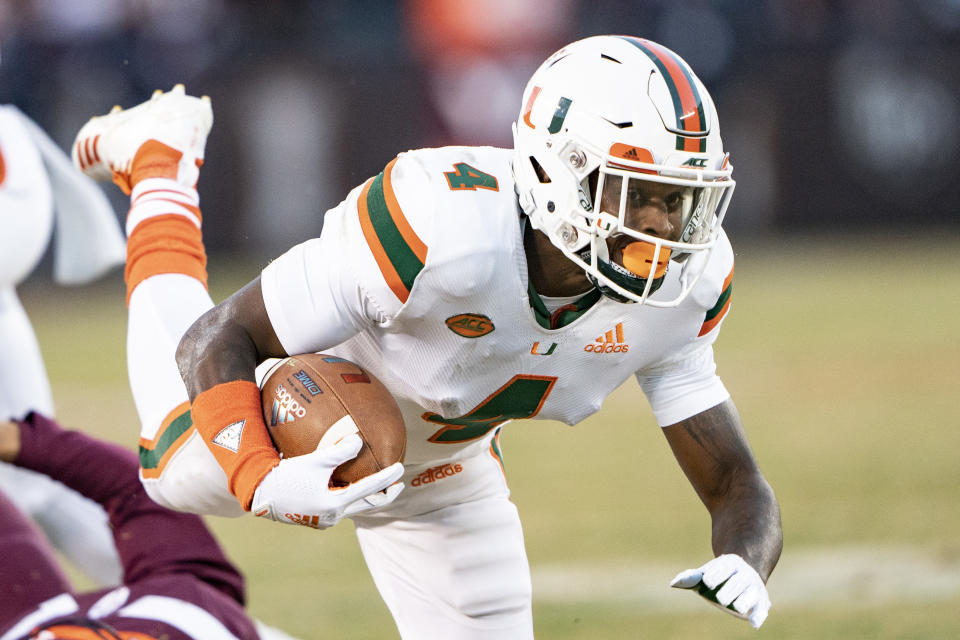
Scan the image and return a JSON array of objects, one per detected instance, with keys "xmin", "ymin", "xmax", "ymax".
[{"xmin": 522, "ymin": 86, "xmax": 541, "ymax": 129}]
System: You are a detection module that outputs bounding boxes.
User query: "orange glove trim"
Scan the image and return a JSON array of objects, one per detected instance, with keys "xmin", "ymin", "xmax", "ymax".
[{"xmin": 190, "ymin": 380, "xmax": 280, "ymax": 510}]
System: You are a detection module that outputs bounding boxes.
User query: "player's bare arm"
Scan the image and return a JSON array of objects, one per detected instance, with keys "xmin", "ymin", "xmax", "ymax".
[
  {"xmin": 175, "ymin": 277, "xmax": 284, "ymax": 401},
  {"xmin": 175, "ymin": 271, "xmax": 404, "ymax": 522},
  {"xmin": 663, "ymin": 399, "xmax": 781, "ymax": 626},
  {"xmin": 664, "ymin": 399, "xmax": 781, "ymax": 577},
  {"xmin": 0, "ymin": 420, "xmax": 18, "ymax": 462}
]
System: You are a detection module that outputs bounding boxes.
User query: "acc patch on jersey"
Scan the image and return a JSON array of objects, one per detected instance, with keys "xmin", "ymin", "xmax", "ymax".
[{"xmin": 445, "ymin": 313, "xmax": 494, "ymax": 338}]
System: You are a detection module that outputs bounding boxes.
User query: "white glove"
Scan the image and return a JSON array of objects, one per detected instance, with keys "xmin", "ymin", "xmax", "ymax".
[
  {"xmin": 670, "ymin": 554, "xmax": 771, "ymax": 629},
  {"xmin": 251, "ymin": 433, "xmax": 404, "ymax": 529}
]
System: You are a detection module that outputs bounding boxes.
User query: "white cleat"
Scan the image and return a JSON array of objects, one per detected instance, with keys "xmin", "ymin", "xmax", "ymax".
[{"xmin": 72, "ymin": 85, "xmax": 213, "ymax": 189}]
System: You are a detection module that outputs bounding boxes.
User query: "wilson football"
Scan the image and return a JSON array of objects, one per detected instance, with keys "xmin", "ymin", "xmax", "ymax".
[{"xmin": 259, "ymin": 353, "xmax": 406, "ymax": 486}]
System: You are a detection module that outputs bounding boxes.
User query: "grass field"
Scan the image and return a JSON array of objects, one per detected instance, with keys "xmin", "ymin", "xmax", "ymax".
[{"xmin": 18, "ymin": 234, "xmax": 960, "ymax": 638}]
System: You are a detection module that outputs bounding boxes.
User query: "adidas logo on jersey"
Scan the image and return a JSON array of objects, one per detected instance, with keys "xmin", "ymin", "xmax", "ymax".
[
  {"xmin": 584, "ymin": 322, "xmax": 629, "ymax": 353},
  {"xmin": 411, "ymin": 463, "xmax": 464, "ymax": 487},
  {"xmin": 270, "ymin": 383, "xmax": 307, "ymax": 426}
]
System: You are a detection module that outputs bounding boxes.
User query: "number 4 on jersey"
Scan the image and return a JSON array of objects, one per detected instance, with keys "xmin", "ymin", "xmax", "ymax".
[
  {"xmin": 444, "ymin": 163, "xmax": 499, "ymax": 191},
  {"xmin": 423, "ymin": 374, "xmax": 556, "ymax": 443}
]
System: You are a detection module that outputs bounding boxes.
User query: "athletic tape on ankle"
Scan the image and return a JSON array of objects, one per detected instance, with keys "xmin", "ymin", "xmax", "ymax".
[
  {"xmin": 129, "ymin": 178, "xmax": 202, "ymax": 234},
  {"xmin": 190, "ymin": 380, "xmax": 280, "ymax": 510}
]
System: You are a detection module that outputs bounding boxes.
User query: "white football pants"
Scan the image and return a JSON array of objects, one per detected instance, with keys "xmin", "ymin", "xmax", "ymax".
[
  {"xmin": 128, "ymin": 273, "xmax": 534, "ymax": 637},
  {"xmin": 354, "ymin": 443, "xmax": 534, "ymax": 639}
]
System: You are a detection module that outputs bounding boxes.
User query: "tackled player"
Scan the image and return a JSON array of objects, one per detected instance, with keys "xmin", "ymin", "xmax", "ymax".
[
  {"xmin": 0, "ymin": 414, "xmax": 300, "ymax": 640},
  {"xmin": 73, "ymin": 36, "xmax": 782, "ymax": 638}
]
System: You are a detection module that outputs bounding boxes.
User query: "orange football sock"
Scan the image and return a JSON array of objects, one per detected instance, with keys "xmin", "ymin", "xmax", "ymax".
[
  {"xmin": 190, "ymin": 380, "xmax": 280, "ymax": 510},
  {"xmin": 125, "ymin": 213, "xmax": 207, "ymax": 305},
  {"xmin": 121, "ymin": 139, "xmax": 209, "ymax": 303}
]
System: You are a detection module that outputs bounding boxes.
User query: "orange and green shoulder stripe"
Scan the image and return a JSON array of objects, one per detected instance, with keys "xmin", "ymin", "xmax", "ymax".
[
  {"xmin": 699, "ymin": 264, "xmax": 734, "ymax": 336},
  {"xmin": 357, "ymin": 157, "xmax": 429, "ymax": 304}
]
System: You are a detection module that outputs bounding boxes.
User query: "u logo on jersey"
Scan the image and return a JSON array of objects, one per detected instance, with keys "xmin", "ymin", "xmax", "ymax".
[
  {"xmin": 530, "ymin": 341, "xmax": 557, "ymax": 356},
  {"xmin": 584, "ymin": 322, "xmax": 630, "ymax": 353}
]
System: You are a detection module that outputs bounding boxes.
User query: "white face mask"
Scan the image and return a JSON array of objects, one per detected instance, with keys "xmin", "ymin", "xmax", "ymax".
[{"xmin": 511, "ymin": 35, "xmax": 736, "ymax": 306}]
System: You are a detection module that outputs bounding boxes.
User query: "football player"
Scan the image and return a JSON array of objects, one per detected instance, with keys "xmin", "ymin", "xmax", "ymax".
[
  {"xmin": 73, "ymin": 36, "xmax": 782, "ymax": 638},
  {"xmin": 0, "ymin": 414, "xmax": 300, "ymax": 640},
  {"xmin": 0, "ymin": 104, "xmax": 127, "ymax": 587}
]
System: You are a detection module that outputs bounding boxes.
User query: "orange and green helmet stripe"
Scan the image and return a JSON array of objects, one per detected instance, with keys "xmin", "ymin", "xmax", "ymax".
[
  {"xmin": 619, "ymin": 36, "xmax": 707, "ymax": 153},
  {"xmin": 358, "ymin": 158, "xmax": 429, "ymax": 303}
]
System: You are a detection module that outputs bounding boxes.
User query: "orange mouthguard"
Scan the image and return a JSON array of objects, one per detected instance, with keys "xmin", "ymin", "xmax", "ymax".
[{"xmin": 622, "ymin": 242, "xmax": 671, "ymax": 279}]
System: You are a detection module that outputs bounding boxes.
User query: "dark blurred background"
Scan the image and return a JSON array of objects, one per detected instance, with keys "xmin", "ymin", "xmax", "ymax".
[{"xmin": 3, "ymin": 0, "xmax": 959, "ymax": 262}]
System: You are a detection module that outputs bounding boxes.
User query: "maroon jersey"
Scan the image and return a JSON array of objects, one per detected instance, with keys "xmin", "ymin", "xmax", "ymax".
[{"xmin": 0, "ymin": 413, "xmax": 260, "ymax": 640}]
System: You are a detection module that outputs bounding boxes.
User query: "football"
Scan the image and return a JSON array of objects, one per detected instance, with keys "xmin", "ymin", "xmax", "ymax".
[{"xmin": 259, "ymin": 353, "xmax": 406, "ymax": 486}]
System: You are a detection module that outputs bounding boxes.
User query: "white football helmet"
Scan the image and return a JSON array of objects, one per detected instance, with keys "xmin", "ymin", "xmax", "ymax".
[{"xmin": 512, "ymin": 35, "xmax": 735, "ymax": 306}]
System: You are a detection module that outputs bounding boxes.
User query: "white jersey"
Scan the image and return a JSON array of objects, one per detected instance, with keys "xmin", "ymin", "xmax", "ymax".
[
  {"xmin": 0, "ymin": 105, "xmax": 125, "ymax": 289},
  {"xmin": 262, "ymin": 146, "xmax": 734, "ymax": 466}
]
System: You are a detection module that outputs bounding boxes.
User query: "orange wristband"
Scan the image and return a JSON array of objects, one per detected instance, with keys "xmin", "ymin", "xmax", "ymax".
[{"xmin": 190, "ymin": 380, "xmax": 280, "ymax": 510}]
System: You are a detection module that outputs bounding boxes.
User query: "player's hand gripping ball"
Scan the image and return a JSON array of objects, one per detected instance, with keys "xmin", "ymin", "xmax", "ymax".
[{"xmin": 259, "ymin": 354, "xmax": 406, "ymax": 486}]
